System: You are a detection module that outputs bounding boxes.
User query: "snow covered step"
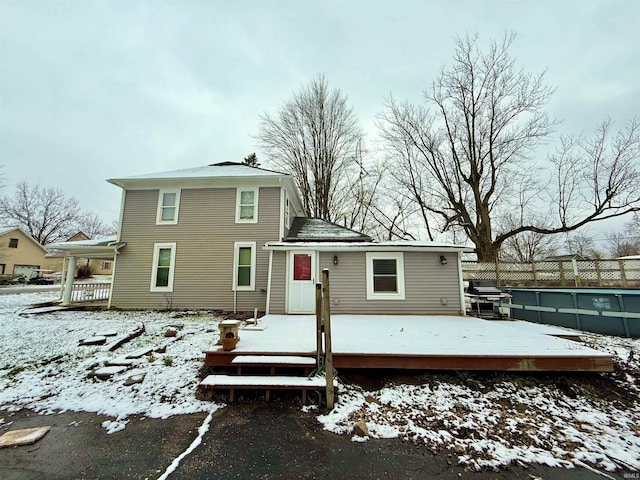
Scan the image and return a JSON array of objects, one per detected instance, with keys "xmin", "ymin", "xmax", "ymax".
[
  {"xmin": 230, "ymin": 355, "xmax": 316, "ymax": 374},
  {"xmin": 199, "ymin": 374, "xmax": 335, "ymax": 403},
  {"xmin": 231, "ymin": 355, "xmax": 316, "ymax": 366}
]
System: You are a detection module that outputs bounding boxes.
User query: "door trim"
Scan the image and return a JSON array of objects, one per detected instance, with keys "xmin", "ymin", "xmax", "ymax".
[{"xmin": 287, "ymin": 250, "xmax": 317, "ymax": 314}]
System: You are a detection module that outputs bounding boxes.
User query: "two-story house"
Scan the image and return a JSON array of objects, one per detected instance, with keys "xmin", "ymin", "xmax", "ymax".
[
  {"xmin": 106, "ymin": 162, "xmax": 305, "ymax": 310},
  {"xmin": 105, "ymin": 162, "xmax": 471, "ymax": 315},
  {"xmin": 0, "ymin": 227, "xmax": 48, "ymax": 280}
]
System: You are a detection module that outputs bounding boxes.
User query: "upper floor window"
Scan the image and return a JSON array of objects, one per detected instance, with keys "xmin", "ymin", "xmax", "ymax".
[
  {"xmin": 150, "ymin": 242, "xmax": 176, "ymax": 292},
  {"xmin": 236, "ymin": 187, "xmax": 258, "ymax": 223},
  {"xmin": 365, "ymin": 252, "xmax": 405, "ymax": 300},
  {"xmin": 156, "ymin": 189, "xmax": 181, "ymax": 225},
  {"xmin": 8, "ymin": 238, "xmax": 19, "ymax": 248}
]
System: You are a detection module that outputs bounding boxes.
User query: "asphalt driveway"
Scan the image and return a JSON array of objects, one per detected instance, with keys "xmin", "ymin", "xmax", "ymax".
[{"xmin": 0, "ymin": 404, "xmax": 629, "ymax": 480}]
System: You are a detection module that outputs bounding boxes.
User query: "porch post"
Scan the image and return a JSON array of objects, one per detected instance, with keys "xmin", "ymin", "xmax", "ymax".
[
  {"xmin": 59, "ymin": 256, "xmax": 67, "ymax": 300},
  {"xmin": 61, "ymin": 256, "xmax": 76, "ymax": 306}
]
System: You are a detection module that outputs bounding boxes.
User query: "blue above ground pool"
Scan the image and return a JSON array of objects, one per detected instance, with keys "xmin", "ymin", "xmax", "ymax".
[{"xmin": 506, "ymin": 288, "xmax": 640, "ymax": 337}]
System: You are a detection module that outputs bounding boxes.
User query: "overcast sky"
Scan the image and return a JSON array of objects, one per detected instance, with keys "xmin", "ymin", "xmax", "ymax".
[{"xmin": 1, "ymin": 0, "xmax": 639, "ymax": 241}]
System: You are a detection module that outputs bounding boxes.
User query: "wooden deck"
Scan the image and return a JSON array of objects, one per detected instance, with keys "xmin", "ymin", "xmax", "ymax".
[{"xmin": 204, "ymin": 315, "xmax": 614, "ymax": 372}]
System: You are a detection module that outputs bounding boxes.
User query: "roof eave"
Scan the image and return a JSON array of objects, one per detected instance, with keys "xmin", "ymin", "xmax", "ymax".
[{"xmin": 263, "ymin": 241, "xmax": 473, "ymax": 253}]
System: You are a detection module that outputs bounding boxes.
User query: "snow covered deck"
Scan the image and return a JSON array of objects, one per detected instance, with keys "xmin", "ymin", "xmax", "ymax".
[{"xmin": 204, "ymin": 315, "xmax": 614, "ymax": 372}]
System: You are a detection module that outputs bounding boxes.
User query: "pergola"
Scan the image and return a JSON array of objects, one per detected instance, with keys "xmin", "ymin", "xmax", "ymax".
[{"xmin": 46, "ymin": 236, "xmax": 126, "ymax": 305}]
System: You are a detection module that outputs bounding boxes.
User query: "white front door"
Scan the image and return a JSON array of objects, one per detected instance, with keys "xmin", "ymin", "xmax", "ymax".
[{"xmin": 287, "ymin": 251, "xmax": 317, "ymax": 314}]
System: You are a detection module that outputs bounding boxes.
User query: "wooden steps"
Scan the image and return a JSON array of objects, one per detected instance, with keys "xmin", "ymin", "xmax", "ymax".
[
  {"xmin": 199, "ymin": 354, "xmax": 326, "ymax": 403},
  {"xmin": 199, "ymin": 374, "xmax": 334, "ymax": 403},
  {"xmin": 231, "ymin": 355, "xmax": 315, "ymax": 375}
]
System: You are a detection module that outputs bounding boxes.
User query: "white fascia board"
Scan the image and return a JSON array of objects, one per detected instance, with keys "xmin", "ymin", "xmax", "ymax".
[
  {"xmin": 279, "ymin": 177, "xmax": 305, "ymax": 215},
  {"xmin": 107, "ymin": 176, "xmax": 286, "ymax": 190},
  {"xmin": 263, "ymin": 241, "xmax": 473, "ymax": 253}
]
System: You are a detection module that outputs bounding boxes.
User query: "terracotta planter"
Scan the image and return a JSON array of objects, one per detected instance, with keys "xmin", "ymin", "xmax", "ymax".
[{"xmin": 221, "ymin": 336, "xmax": 239, "ymax": 351}]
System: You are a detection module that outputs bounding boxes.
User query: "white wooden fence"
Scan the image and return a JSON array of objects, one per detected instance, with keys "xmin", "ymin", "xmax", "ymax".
[{"xmin": 462, "ymin": 259, "xmax": 640, "ymax": 287}]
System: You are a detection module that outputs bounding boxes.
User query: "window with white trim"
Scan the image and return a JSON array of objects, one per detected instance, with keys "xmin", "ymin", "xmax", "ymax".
[
  {"xmin": 233, "ymin": 241, "xmax": 256, "ymax": 291},
  {"xmin": 366, "ymin": 252, "xmax": 405, "ymax": 300},
  {"xmin": 236, "ymin": 187, "xmax": 258, "ymax": 223},
  {"xmin": 156, "ymin": 189, "xmax": 181, "ymax": 225},
  {"xmin": 150, "ymin": 243, "xmax": 177, "ymax": 292}
]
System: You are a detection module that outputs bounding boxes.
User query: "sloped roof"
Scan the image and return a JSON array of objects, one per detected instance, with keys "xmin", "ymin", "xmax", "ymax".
[
  {"xmin": 285, "ymin": 217, "xmax": 373, "ymax": 242},
  {"xmin": 0, "ymin": 226, "xmax": 48, "ymax": 253},
  {"xmin": 46, "ymin": 236, "xmax": 125, "ymax": 260},
  {"xmin": 108, "ymin": 162, "xmax": 288, "ymax": 186}
]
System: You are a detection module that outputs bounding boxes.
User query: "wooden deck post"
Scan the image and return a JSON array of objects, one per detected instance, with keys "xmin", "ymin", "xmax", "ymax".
[
  {"xmin": 316, "ymin": 283, "xmax": 323, "ymax": 369},
  {"xmin": 619, "ymin": 260, "xmax": 628, "ymax": 287},
  {"xmin": 322, "ymin": 269, "xmax": 334, "ymax": 410}
]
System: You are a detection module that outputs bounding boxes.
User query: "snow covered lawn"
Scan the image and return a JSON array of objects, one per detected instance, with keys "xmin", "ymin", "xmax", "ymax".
[
  {"xmin": 318, "ymin": 331, "xmax": 640, "ymax": 472},
  {"xmin": 0, "ymin": 291, "xmax": 223, "ymax": 434},
  {"xmin": 1, "ymin": 290, "xmax": 639, "ymax": 473}
]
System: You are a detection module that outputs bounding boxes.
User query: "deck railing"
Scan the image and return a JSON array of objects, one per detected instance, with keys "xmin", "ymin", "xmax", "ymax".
[{"xmin": 70, "ymin": 282, "xmax": 111, "ymax": 303}]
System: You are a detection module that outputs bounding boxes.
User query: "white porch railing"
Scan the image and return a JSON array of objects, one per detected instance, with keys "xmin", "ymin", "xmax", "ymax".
[{"xmin": 70, "ymin": 282, "xmax": 111, "ymax": 303}]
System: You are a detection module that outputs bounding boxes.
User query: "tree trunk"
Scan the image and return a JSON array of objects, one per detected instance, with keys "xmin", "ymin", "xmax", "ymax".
[{"xmin": 475, "ymin": 238, "xmax": 499, "ymax": 262}]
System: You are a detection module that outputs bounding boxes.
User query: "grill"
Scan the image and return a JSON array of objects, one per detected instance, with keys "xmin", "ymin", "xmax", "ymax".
[
  {"xmin": 466, "ymin": 281, "xmax": 510, "ymax": 319},
  {"xmin": 467, "ymin": 280, "xmax": 505, "ymax": 298}
]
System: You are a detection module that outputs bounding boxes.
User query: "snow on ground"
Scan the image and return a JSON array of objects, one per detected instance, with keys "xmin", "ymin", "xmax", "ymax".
[
  {"xmin": 2, "ymin": 291, "xmax": 640, "ymax": 473},
  {"xmin": 318, "ymin": 330, "xmax": 640, "ymax": 472},
  {"xmin": 0, "ymin": 291, "xmax": 223, "ymax": 432}
]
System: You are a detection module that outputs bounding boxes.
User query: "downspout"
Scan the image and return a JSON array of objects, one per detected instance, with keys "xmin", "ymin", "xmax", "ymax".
[
  {"xmin": 457, "ymin": 251, "xmax": 466, "ymax": 316},
  {"xmin": 266, "ymin": 249, "xmax": 273, "ymax": 315}
]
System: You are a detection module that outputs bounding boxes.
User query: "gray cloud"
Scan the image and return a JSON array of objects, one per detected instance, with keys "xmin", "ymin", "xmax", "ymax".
[{"xmin": 1, "ymin": 0, "xmax": 638, "ymax": 235}]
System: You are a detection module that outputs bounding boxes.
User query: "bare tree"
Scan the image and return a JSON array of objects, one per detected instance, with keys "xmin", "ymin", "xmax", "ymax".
[
  {"xmin": 501, "ymin": 229, "xmax": 560, "ymax": 262},
  {"xmin": 565, "ymin": 232, "xmax": 599, "ymax": 258},
  {"xmin": 606, "ymin": 232, "xmax": 638, "ymax": 258},
  {"xmin": 0, "ymin": 182, "xmax": 81, "ymax": 244},
  {"xmin": 607, "ymin": 216, "xmax": 640, "ymax": 257},
  {"xmin": 257, "ymin": 75, "xmax": 362, "ymax": 221},
  {"xmin": 74, "ymin": 212, "xmax": 116, "ymax": 239},
  {"xmin": 377, "ymin": 33, "xmax": 640, "ymax": 261}
]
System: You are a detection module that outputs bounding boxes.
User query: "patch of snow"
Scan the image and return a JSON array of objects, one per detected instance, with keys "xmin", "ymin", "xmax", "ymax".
[
  {"xmin": 101, "ymin": 419, "xmax": 128, "ymax": 434},
  {"xmin": 318, "ymin": 369, "xmax": 640, "ymax": 472},
  {"xmin": 156, "ymin": 409, "xmax": 215, "ymax": 480},
  {"xmin": 0, "ymin": 292, "xmax": 224, "ymax": 432}
]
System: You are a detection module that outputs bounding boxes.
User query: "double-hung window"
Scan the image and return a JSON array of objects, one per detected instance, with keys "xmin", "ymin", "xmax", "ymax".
[
  {"xmin": 236, "ymin": 187, "xmax": 258, "ymax": 223},
  {"xmin": 233, "ymin": 242, "xmax": 256, "ymax": 291},
  {"xmin": 150, "ymin": 243, "xmax": 176, "ymax": 292},
  {"xmin": 156, "ymin": 189, "xmax": 180, "ymax": 225},
  {"xmin": 366, "ymin": 252, "xmax": 405, "ymax": 300}
]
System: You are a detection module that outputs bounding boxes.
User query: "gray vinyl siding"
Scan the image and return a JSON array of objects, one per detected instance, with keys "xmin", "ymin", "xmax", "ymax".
[
  {"xmin": 111, "ymin": 187, "xmax": 280, "ymax": 310},
  {"xmin": 268, "ymin": 250, "xmax": 287, "ymax": 314},
  {"xmin": 268, "ymin": 250, "xmax": 462, "ymax": 315}
]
